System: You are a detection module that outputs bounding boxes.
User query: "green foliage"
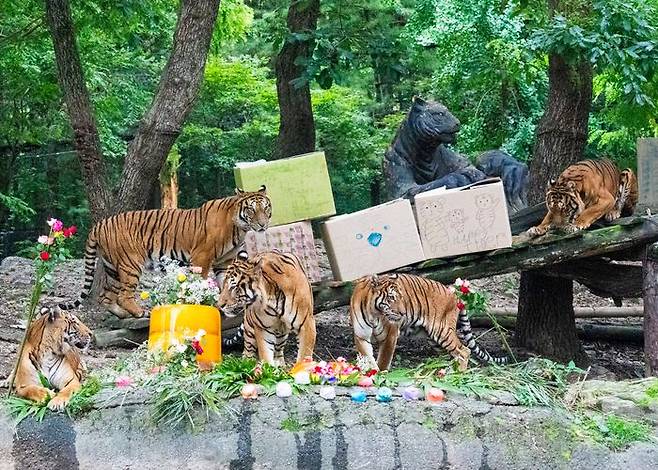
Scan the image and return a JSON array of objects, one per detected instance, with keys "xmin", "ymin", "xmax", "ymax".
[
  {"xmin": 0, "ymin": 192, "xmax": 35, "ymax": 223},
  {"xmin": 4, "ymin": 396, "xmax": 49, "ymax": 424},
  {"xmin": 575, "ymin": 414, "xmax": 653, "ymax": 450},
  {"xmin": 66, "ymin": 376, "xmax": 102, "ymax": 418}
]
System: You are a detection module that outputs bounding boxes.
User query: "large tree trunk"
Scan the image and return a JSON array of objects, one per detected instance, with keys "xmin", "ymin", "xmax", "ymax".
[
  {"xmin": 115, "ymin": 0, "xmax": 221, "ymax": 212},
  {"xmin": 44, "ymin": 0, "xmax": 112, "ymax": 222},
  {"xmin": 274, "ymin": 0, "xmax": 320, "ymax": 158},
  {"xmin": 516, "ymin": 52, "xmax": 593, "ymax": 365}
]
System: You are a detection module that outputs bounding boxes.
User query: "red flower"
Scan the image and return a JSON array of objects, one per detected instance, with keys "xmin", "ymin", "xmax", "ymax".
[
  {"xmin": 365, "ymin": 369, "xmax": 378, "ymax": 377},
  {"xmin": 456, "ymin": 300, "xmax": 465, "ymax": 311},
  {"xmin": 63, "ymin": 225, "xmax": 78, "ymax": 237},
  {"xmin": 39, "ymin": 251, "xmax": 50, "ymax": 261},
  {"xmin": 460, "ymin": 285, "xmax": 470, "ymax": 294},
  {"xmin": 191, "ymin": 339, "xmax": 204, "ymax": 355}
]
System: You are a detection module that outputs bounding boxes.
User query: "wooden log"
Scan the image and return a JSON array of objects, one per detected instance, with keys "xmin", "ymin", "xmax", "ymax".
[
  {"xmin": 469, "ymin": 316, "xmax": 644, "ymax": 344},
  {"xmin": 644, "ymin": 242, "xmax": 658, "ymax": 375},
  {"xmin": 312, "ymin": 216, "xmax": 658, "ymax": 313},
  {"xmin": 489, "ymin": 306, "xmax": 643, "ymax": 318}
]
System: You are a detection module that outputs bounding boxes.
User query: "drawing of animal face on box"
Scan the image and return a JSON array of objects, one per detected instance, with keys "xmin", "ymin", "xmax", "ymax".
[
  {"xmin": 475, "ymin": 193, "xmax": 498, "ymax": 209},
  {"xmin": 356, "ymin": 225, "xmax": 391, "ymax": 248}
]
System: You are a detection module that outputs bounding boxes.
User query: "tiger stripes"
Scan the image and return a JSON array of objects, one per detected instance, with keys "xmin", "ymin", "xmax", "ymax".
[
  {"xmin": 350, "ymin": 273, "xmax": 507, "ymax": 371},
  {"xmin": 528, "ymin": 159, "xmax": 638, "ymax": 237},
  {"xmin": 217, "ymin": 250, "xmax": 316, "ymax": 366},
  {"xmin": 59, "ymin": 187, "xmax": 271, "ymax": 318}
]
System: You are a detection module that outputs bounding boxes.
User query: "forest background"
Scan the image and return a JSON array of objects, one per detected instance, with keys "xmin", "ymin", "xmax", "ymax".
[{"xmin": 1, "ymin": 0, "xmax": 657, "ymax": 255}]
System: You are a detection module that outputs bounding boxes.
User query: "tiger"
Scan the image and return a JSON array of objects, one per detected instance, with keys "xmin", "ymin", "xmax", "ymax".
[
  {"xmin": 59, "ymin": 187, "xmax": 272, "ymax": 318},
  {"xmin": 10, "ymin": 307, "xmax": 92, "ymax": 411},
  {"xmin": 527, "ymin": 159, "xmax": 638, "ymax": 238},
  {"xmin": 349, "ymin": 273, "xmax": 507, "ymax": 371},
  {"xmin": 217, "ymin": 250, "xmax": 316, "ymax": 366}
]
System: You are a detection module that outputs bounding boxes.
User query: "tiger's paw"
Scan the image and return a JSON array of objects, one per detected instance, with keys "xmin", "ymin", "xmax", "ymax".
[
  {"xmin": 605, "ymin": 210, "xmax": 621, "ymax": 222},
  {"xmin": 526, "ymin": 226, "xmax": 546, "ymax": 238},
  {"xmin": 30, "ymin": 388, "xmax": 55, "ymax": 404},
  {"xmin": 563, "ymin": 223, "xmax": 582, "ymax": 233},
  {"xmin": 47, "ymin": 394, "xmax": 70, "ymax": 412}
]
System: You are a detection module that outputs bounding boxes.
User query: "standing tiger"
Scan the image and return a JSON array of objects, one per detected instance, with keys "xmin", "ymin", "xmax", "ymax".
[
  {"xmin": 527, "ymin": 159, "xmax": 638, "ymax": 238},
  {"xmin": 350, "ymin": 273, "xmax": 507, "ymax": 371},
  {"xmin": 217, "ymin": 251, "xmax": 316, "ymax": 366},
  {"xmin": 10, "ymin": 307, "xmax": 92, "ymax": 411},
  {"xmin": 59, "ymin": 187, "xmax": 271, "ymax": 318}
]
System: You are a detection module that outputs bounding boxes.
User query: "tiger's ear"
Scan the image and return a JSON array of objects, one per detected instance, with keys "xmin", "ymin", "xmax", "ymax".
[
  {"xmin": 235, "ymin": 188, "xmax": 245, "ymax": 195},
  {"xmin": 412, "ymin": 96, "xmax": 426, "ymax": 106},
  {"xmin": 547, "ymin": 179, "xmax": 556, "ymax": 189},
  {"xmin": 237, "ymin": 251, "xmax": 249, "ymax": 261},
  {"xmin": 258, "ymin": 185, "xmax": 266, "ymax": 194},
  {"xmin": 389, "ymin": 273, "xmax": 399, "ymax": 280},
  {"xmin": 45, "ymin": 307, "xmax": 61, "ymax": 322},
  {"xmin": 368, "ymin": 274, "xmax": 380, "ymax": 287},
  {"xmin": 566, "ymin": 180, "xmax": 576, "ymax": 190}
]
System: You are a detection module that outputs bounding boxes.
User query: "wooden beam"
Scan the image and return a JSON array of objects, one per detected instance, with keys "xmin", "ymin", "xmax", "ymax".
[
  {"xmin": 312, "ymin": 215, "xmax": 658, "ymax": 313},
  {"xmin": 644, "ymin": 242, "xmax": 658, "ymax": 376}
]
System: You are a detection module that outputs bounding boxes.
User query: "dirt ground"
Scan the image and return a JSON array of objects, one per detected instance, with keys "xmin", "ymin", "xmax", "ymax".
[{"xmin": 0, "ymin": 244, "xmax": 647, "ymax": 383}]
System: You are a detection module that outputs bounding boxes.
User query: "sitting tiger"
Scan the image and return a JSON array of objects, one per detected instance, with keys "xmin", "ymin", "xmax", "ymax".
[
  {"xmin": 217, "ymin": 251, "xmax": 316, "ymax": 366},
  {"xmin": 10, "ymin": 307, "xmax": 92, "ymax": 411},
  {"xmin": 350, "ymin": 273, "xmax": 507, "ymax": 371},
  {"xmin": 59, "ymin": 187, "xmax": 271, "ymax": 318},
  {"xmin": 527, "ymin": 159, "xmax": 638, "ymax": 238}
]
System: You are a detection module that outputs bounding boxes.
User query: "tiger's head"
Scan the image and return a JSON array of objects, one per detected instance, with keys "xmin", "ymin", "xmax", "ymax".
[
  {"xmin": 545, "ymin": 179, "xmax": 584, "ymax": 224},
  {"xmin": 368, "ymin": 274, "xmax": 404, "ymax": 323},
  {"xmin": 217, "ymin": 251, "xmax": 263, "ymax": 317},
  {"xmin": 234, "ymin": 186, "xmax": 272, "ymax": 233},
  {"xmin": 36, "ymin": 307, "xmax": 93, "ymax": 355},
  {"xmin": 408, "ymin": 97, "xmax": 461, "ymax": 144}
]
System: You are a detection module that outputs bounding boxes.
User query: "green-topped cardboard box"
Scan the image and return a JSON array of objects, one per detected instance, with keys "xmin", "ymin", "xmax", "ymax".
[{"xmin": 234, "ymin": 151, "xmax": 336, "ymax": 227}]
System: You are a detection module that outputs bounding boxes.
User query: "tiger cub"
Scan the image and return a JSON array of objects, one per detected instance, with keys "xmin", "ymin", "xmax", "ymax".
[
  {"xmin": 350, "ymin": 273, "xmax": 506, "ymax": 371},
  {"xmin": 217, "ymin": 251, "xmax": 316, "ymax": 366},
  {"xmin": 527, "ymin": 159, "xmax": 638, "ymax": 237},
  {"xmin": 59, "ymin": 187, "xmax": 271, "ymax": 318}
]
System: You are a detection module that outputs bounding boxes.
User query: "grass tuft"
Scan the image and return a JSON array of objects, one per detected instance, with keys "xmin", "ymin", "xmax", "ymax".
[{"xmin": 575, "ymin": 414, "xmax": 654, "ymax": 450}]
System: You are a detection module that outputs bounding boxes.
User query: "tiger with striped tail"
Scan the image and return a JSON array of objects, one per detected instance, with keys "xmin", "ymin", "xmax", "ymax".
[
  {"xmin": 217, "ymin": 250, "xmax": 316, "ymax": 366},
  {"xmin": 59, "ymin": 187, "xmax": 271, "ymax": 319},
  {"xmin": 349, "ymin": 273, "xmax": 507, "ymax": 371},
  {"xmin": 527, "ymin": 159, "xmax": 638, "ymax": 238}
]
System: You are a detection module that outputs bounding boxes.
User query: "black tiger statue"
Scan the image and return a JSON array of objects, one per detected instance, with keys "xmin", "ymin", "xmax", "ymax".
[{"xmin": 383, "ymin": 97, "xmax": 529, "ymax": 213}]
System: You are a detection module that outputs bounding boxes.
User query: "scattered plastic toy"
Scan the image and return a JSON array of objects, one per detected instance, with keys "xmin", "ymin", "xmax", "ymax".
[
  {"xmin": 275, "ymin": 381, "xmax": 293, "ymax": 398},
  {"xmin": 293, "ymin": 371, "xmax": 311, "ymax": 385},
  {"xmin": 401, "ymin": 386, "xmax": 421, "ymax": 401},
  {"xmin": 375, "ymin": 387, "xmax": 393, "ymax": 403},
  {"xmin": 425, "ymin": 387, "xmax": 445, "ymax": 403},
  {"xmin": 351, "ymin": 390, "xmax": 367, "ymax": 403},
  {"xmin": 357, "ymin": 376, "xmax": 374, "ymax": 388},
  {"xmin": 319, "ymin": 385, "xmax": 336, "ymax": 400},
  {"xmin": 240, "ymin": 383, "xmax": 258, "ymax": 399}
]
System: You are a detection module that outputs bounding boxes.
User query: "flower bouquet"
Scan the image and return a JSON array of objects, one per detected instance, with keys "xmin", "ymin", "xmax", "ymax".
[{"xmin": 144, "ymin": 260, "xmax": 222, "ymax": 368}]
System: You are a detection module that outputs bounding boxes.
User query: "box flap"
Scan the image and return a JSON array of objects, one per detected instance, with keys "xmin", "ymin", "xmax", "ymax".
[
  {"xmin": 322, "ymin": 198, "xmax": 410, "ymax": 224},
  {"xmin": 414, "ymin": 177, "xmax": 502, "ymax": 200}
]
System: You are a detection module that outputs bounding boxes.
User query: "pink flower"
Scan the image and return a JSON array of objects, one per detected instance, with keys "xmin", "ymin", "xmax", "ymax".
[
  {"xmin": 115, "ymin": 376, "xmax": 134, "ymax": 388},
  {"xmin": 206, "ymin": 278, "xmax": 218, "ymax": 288},
  {"xmin": 50, "ymin": 219, "xmax": 64, "ymax": 232},
  {"xmin": 149, "ymin": 366, "xmax": 165, "ymax": 375},
  {"xmin": 191, "ymin": 266, "xmax": 203, "ymax": 274}
]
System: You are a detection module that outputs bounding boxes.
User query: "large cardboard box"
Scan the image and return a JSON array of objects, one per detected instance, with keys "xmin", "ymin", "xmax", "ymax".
[
  {"xmin": 413, "ymin": 178, "xmax": 512, "ymax": 259},
  {"xmin": 243, "ymin": 221, "xmax": 322, "ymax": 282},
  {"xmin": 321, "ymin": 199, "xmax": 425, "ymax": 281},
  {"xmin": 234, "ymin": 151, "xmax": 336, "ymax": 227}
]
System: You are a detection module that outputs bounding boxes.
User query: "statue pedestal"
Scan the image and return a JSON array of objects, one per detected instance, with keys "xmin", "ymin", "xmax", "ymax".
[{"xmin": 638, "ymin": 138, "xmax": 658, "ymax": 212}]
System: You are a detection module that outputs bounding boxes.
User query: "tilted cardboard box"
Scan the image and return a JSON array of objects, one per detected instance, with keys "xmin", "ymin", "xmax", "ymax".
[
  {"xmin": 413, "ymin": 178, "xmax": 512, "ymax": 259},
  {"xmin": 321, "ymin": 199, "xmax": 425, "ymax": 282},
  {"xmin": 243, "ymin": 220, "xmax": 322, "ymax": 282},
  {"xmin": 234, "ymin": 151, "xmax": 336, "ymax": 227}
]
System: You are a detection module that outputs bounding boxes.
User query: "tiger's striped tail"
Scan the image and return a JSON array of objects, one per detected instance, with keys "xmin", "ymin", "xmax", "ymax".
[
  {"xmin": 457, "ymin": 310, "xmax": 508, "ymax": 365},
  {"xmin": 222, "ymin": 324, "xmax": 244, "ymax": 348},
  {"xmin": 58, "ymin": 229, "xmax": 98, "ymax": 310}
]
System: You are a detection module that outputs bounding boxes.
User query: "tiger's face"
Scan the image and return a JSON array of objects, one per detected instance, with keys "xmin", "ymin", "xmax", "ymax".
[
  {"xmin": 43, "ymin": 307, "xmax": 93, "ymax": 354},
  {"xmin": 217, "ymin": 251, "xmax": 262, "ymax": 317},
  {"xmin": 546, "ymin": 180, "xmax": 584, "ymax": 223},
  {"xmin": 409, "ymin": 97, "xmax": 461, "ymax": 144},
  {"xmin": 235, "ymin": 186, "xmax": 272, "ymax": 233},
  {"xmin": 369, "ymin": 275, "xmax": 404, "ymax": 323}
]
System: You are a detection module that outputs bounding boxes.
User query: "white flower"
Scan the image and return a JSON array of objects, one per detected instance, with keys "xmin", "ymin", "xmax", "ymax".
[
  {"xmin": 454, "ymin": 278, "xmax": 464, "ymax": 287},
  {"xmin": 448, "ymin": 286, "xmax": 456, "ymax": 293},
  {"xmin": 181, "ymin": 360, "xmax": 189, "ymax": 368},
  {"xmin": 463, "ymin": 279, "xmax": 471, "ymax": 288},
  {"xmin": 175, "ymin": 344, "xmax": 187, "ymax": 354},
  {"xmin": 37, "ymin": 235, "xmax": 48, "ymax": 244},
  {"xmin": 46, "ymin": 218, "xmax": 56, "ymax": 227},
  {"xmin": 195, "ymin": 329, "xmax": 206, "ymax": 339}
]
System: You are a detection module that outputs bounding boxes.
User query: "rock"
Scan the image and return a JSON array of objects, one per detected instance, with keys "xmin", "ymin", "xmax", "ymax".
[
  {"xmin": 482, "ymin": 390, "xmax": 518, "ymax": 406},
  {"xmin": 94, "ymin": 328, "xmax": 148, "ymax": 348}
]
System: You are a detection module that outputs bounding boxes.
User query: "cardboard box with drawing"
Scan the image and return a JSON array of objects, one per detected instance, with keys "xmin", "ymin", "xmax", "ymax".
[
  {"xmin": 243, "ymin": 220, "xmax": 322, "ymax": 282},
  {"xmin": 233, "ymin": 151, "xmax": 336, "ymax": 227},
  {"xmin": 321, "ymin": 199, "xmax": 425, "ymax": 281},
  {"xmin": 413, "ymin": 178, "xmax": 512, "ymax": 259}
]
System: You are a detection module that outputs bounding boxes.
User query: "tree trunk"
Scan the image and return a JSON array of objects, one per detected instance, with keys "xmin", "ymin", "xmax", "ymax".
[
  {"xmin": 516, "ymin": 51, "xmax": 593, "ymax": 364},
  {"xmin": 644, "ymin": 242, "xmax": 658, "ymax": 376},
  {"xmin": 44, "ymin": 0, "xmax": 112, "ymax": 223},
  {"xmin": 160, "ymin": 171, "xmax": 179, "ymax": 210},
  {"xmin": 114, "ymin": 0, "xmax": 221, "ymax": 212},
  {"xmin": 274, "ymin": 0, "xmax": 320, "ymax": 158}
]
